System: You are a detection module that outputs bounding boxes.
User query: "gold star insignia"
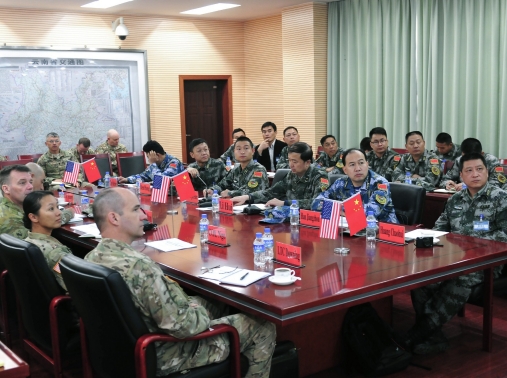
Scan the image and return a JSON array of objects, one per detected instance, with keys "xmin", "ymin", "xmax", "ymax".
[{"xmin": 354, "ymin": 199, "xmax": 359, "ymax": 205}]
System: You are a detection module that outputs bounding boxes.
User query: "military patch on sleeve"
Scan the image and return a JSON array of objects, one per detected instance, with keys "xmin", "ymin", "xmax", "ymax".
[
  {"xmin": 378, "ymin": 183, "xmax": 388, "ymax": 191},
  {"xmin": 393, "ymin": 155, "xmax": 401, "ymax": 162},
  {"xmin": 253, "ymin": 171, "xmax": 263, "ymax": 178},
  {"xmin": 336, "ymin": 161, "xmax": 344, "ymax": 168},
  {"xmin": 430, "ymin": 159, "xmax": 439, "ymax": 165},
  {"xmin": 248, "ymin": 180, "xmax": 259, "ymax": 188},
  {"xmin": 375, "ymin": 194, "xmax": 387, "ymax": 205},
  {"xmin": 431, "ymin": 166, "xmax": 440, "ymax": 176},
  {"xmin": 498, "ymin": 173, "xmax": 507, "ymax": 184},
  {"xmin": 320, "ymin": 178, "xmax": 329, "ymax": 184},
  {"xmin": 169, "ymin": 163, "xmax": 177, "ymax": 168},
  {"xmin": 495, "ymin": 166, "xmax": 504, "ymax": 173}
]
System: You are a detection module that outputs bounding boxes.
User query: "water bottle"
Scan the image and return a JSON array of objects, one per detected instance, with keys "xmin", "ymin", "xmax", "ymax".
[
  {"xmin": 136, "ymin": 176, "xmax": 142, "ymax": 195},
  {"xmin": 211, "ymin": 190, "xmax": 219, "ymax": 213},
  {"xmin": 290, "ymin": 200, "xmax": 299, "ymax": 226},
  {"xmin": 405, "ymin": 171, "xmax": 412, "ymax": 185},
  {"xmin": 462, "ymin": 183, "xmax": 467, "ymax": 191},
  {"xmin": 104, "ymin": 171, "xmax": 111, "ymax": 188},
  {"xmin": 290, "ymin": 225, "xmax": 300, "ymax": 245},
  {"xmin": 366, "ymin": 211, "xmax": 377, "ymax": 242},
  {"xmin": 59, "ymin": 184, "xmax": 65, "ymax": 201},
  {"xmin": 262, "ymin": 228, "xmax": 274, "ymax": 261},
  {"xmin": 441, "ymin": 159, "xmax": 446, "ymax": 173},
  {"xmin": 80, "ymin": 190, "xmax": 89, "ymax": 212},
  {"xmin": 199, "ymin": 214, "xmax": 209, "ymax": 242},
  {"xmin": 226, "ymin": 157, "xmax": 232, "ymax": 171},
  {"xmin": 253, "ymin": 232, "xmax": 266, "ymax": 267}
]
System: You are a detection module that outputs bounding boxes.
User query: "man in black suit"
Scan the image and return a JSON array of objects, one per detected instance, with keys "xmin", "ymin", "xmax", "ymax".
[{"xmin": 253, "ymin": 122, "xmax": 287, "ymax": 172}]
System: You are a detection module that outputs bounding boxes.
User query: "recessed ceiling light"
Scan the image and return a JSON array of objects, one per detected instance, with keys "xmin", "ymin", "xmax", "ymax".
[
  {"xmin": 181, "ymin": 3, "xmax": 240, "ymax": 15},
  {"xmin": 81, "ymin": 0, "xmax": 133, "ymax": 9}
]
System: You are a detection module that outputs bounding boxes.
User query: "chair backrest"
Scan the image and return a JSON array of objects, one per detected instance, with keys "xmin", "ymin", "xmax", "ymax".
[
  {"xmin": 316, "ymin": 146, "xmax": 324, "ymax": 159},
  {"xmin": 389, "ymin": 183, "xmax": 426, "ymax": 225},
  {"xmin": 328, "ymin": 173, "xmax": 347, "ymax": 186},
  {"xmin": 444, "ymin": 160, "xmax": 454, "ymax": 174},
  {"xmin": 272, "ymin": 169, "xmax": 290, "ymax": 186},
  {"xmin": 80, "ymin": 154, "xmax": 113, "ymax": 181},
  {"xmin": 60, "ymin": 255, "xmax": 156, "ymax": 378},
  {"xmin": 17, "ymin": 154, "xmax": 43, "ymax": 163},
  {"xmin": 117, "ymin": 152, "xmax": 147, "ymax": 178},
  {"xmin": 0, "ymin": 234, "xmax": 75, "ymax": 355},
  {"xmin": 0, "ymin": 159, "xmax": 32, "ymax": 169},
  {"xmin": 499, "ymin": 159, "xmax": 507, "ymax": 165}
]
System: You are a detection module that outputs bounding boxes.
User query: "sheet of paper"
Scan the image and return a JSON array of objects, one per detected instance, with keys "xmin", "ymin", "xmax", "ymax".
[
  {"xmin": 67, "ymin": 214, "xmax": 86, "ymax": 223},
  {"xmin": 123, "ymin": 183, "xmax": 137, "ymax": 188},
  {"xmin": 405, "ymin": 229, "xmax": 449, "ymax": 238},
  {"xmin": 233, "ymin": 204, "xmax": 268, "ymax": 213},
  {"xmin": 267, "ymin": 172, "xmax": 276, "ymax": 178},
  {"xmin": 145, "ymin": 238, "xmax": 197, "ymax": 252},
  {"xmin": 196, "ymin": 207, "xmax": 213, "ymax": 211},
  {"xmin": 434, "ymin": 189, "xmax": 456, "ymax": 194},
  {"xmin": 198, "ymin": 266, "xmax": 270, "ymax": 286},
  {"xmin": 71, "ymin": 223, "xmax": 101, "ymax": 237}
]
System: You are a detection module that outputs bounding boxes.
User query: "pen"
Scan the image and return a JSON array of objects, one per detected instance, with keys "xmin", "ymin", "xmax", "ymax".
[{"xmin": 240, "ymin": 272, "xmax": 249, "ymax": 280}]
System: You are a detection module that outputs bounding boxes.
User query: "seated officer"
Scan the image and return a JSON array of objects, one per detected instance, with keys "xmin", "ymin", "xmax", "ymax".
[
  {"xmin": 440, "ymin": 138, "xmax": 504, "ymax": 190},
  {"xmin": 95, "ymin": 129, "xmax": 128, "ymax": 176},
  {"xmin": 119, "ymin": 140, "xmax": 184, "ymax": 184},
  {"xmin": 219, "ymin": 128, "xmax": 246, "ymax": 166},
  {"xmin": 26, "ymin": 162, "xmax": 46, "ymax": 191},
  {"xmin": 312, "ymin": 148, "xmax": 398, "ymax": 223},
  {"xmin": 85, "ymin": 188, "xmax": 276, "ymax": 377},
  {"xmin": 366, "ymin": 127, "xmax": 400, "ymax": 181},
  {"xmin": 392, "ymin": 131, "xmax": 442, "ymax": 190},
  {"xmin": 314, "ymin": 135, "xmax": 345, "ymax": 174},
  {"xmin": 186, "ymin": 138, "xmax": 226, "ymax": 192},
  {"xmin": 276, "ymin": 126, "xmax": 300, "ymax": 170},
  {"xmin": 232, "ymin": 142, "xmax": 329, "ymax": 210},
  {"xmin": 433, "ymin": 132, "xmax": 461, "ymax": 162},
  {"xmin": 404, "ymin": 153, "xmax": 507, "ymax": 355},
  {"xmin": 253, "ymin": 122, "xmax": 287, "ymax": 172},
  {"xmin": 210, "ymin": 136, "xmax": 268, "ymax": 197},
  {"xmin": 68, "ymin": 137, "xmax": 95, "ymax": 162}
]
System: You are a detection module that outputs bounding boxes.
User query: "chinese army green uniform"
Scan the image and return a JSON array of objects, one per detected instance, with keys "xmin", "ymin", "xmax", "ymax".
[
  {"xmin": 219, "ymin": 144, "xmax": 235, "ymax": 165},
  {"xmin": 37, "ymin": 150, "xmax": 84, "ymax": 187},
  {"xmin": 85, "ymin": 238, "xmax": 276, "ymax": 377},
  {"xmin": 212, "ymin": 160, "xmax": 268, "ymax": 197},
  {"xmin": 275, "ymin": 146, "xmax": 290, "ymax": 170},
  {"xmin": 392, "ymin": 150, "xmax": 442, "ymax": 190},
  {"xmin": 440, "ymin": 153, "xmax": 504, "ymax": 188},
  {"xmin": 67, "ymin": 147, "xmax": 95, "ymax": 163},
  {"xmin": 314, "ymin": 148, "xmax": 346, "ymax": 174},
  {"xmin": 95, "ymin": 142, "xmax": 127, "ymax": 176},
  {"xmin": 366, "ymin": 148, "xmax": 400, "ymax": 182},
  {"xmin": 25, "ymin": 232, "xmax": 73, "ymax": 291},
  {"xmin": 433, "ymin": 143, "xmax": 461, "ymax": 162},
  {"xmin": 187, "ymin": 158, "xmax": 227, "ymax": 192}
]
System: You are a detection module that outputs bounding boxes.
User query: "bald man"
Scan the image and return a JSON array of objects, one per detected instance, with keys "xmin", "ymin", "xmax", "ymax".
[
  {"xmin": 95, "ymin": 129, "xmax": 128, "ymax": 176},
  {"xmin": 26, "ymin": 162, "xmax": 46, "ymax": 191}
]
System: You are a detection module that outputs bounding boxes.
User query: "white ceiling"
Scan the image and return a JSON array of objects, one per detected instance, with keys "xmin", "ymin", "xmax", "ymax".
[{"xmin": 0, "ymin": 0, "xmax": 332, "ymax": 21}]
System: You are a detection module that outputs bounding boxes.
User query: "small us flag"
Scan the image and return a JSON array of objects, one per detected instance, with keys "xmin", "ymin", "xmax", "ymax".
[
  {"xmin": 72, "ymin": 205, "xmax": 82, "ymax": 215},
  {"xmin": 153, "ymin": 224, "xmax": 171, "ymax": 241},
  {"xmin": 151, "ymin": 175, "xmax": 170, "ymax": 203},
  {"xmin": 63, "ymin": 161, "xmax": 80, "ymax": 185},
  {"xmin": 320, "ymin": 200, "xmax": 341, "ymax": 239}
]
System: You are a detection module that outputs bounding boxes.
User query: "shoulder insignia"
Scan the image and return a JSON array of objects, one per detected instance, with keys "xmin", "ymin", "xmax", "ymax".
[
  {"xmin": 431, "ymin": 166, "xmax": 440, "ymax": 176},
  {"xmin": 320, "ymin": 178, "xmax": 329, "ymax": 184},
  {"xmin": 498, "ymin": 173, "xmax": 507, "ymax": 184},
  {"xmin": 248, "ymin": 180, "xmax": 258, "ymax": 188},
  {"xmin": 393, "ymin": 155, "xmax": 401, "ymax": 162},
  {"xmin": 336, "ymin": 161, "xmax": 344, "ymax": 168},
  {"xmin": 378, "ymin": 183, "xmax": 388, "ymax": 191},
  {"xmin": 495, "ymin": 166, "xmax": 504, "ymax": 173},
  {"xmin": 169, "ymin": 163, "xmax": 177, "ymax": 168},
  {"xmin": 430, "ymin": 159, "xmax": 439, "ymax": 165},
  {"xmin": 321, "ymin": 184, "xmax": 329, "ymax": 192},
  {"xmin": 375, "ymin": 194, "xmax": 387, "ymax": 205},
  {"xmin": 253, "ymin": 171, "xmax": 263, "ymax": 178}
]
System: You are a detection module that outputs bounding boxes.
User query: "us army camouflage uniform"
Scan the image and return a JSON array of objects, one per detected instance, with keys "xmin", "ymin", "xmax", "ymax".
[
  {"xmin": 212, "ymin": 160, "xmax": 268, "ymax": 198},
  {"xmin": 250, "ymin": 165, "xmax": 329, "ymax": 210},
  {"xmin": 187, "ymin": 158, "xmax": 227, "ymax": 191},
  {"xmin": 85, "ymin": 239, "xmax": 276, "ymax": 377},
  {"xmin": 275, "ymin": 146, "xmax": 290, "ymax": 170},
  {"xmin": 219, "ymin": 144, "xmax": 235, "ymax": 165},
  {"xmin": 95, "ymin": 141, "xmax": 127, "ymax": 175},
  {"xmin": 314, "ymin": 148, "xmax": 346, "ymax": 174},
  {"xmin": 0, "ymin": 155, "xmax": 6, "ymax": 161},
  {"xmin": 126, "ymin": 154, "xmax": 184, "ymax": 183},
  {"xmin": 440, "ymin": 153, "xmax": 504, "ymax": 188},
  {"xmin": 432, "ymin": 143, "xmax": 461, "ymax": 162},
  {"xmin": 412, "ymin": 183, "xmax": 507, "ymax": 331},
  {"xmin": 67, "ymin": 147, "xmax": 95, "ymax": 163},
  {"xmin": 37, "ymin": 150, "xmax": 84, "ymax": 187},
  {"xmin": 25, "ymin": 232, "xmax": 73, "ymax": 291},
  {"xmin": 392, "ymin": 149, "xmax": 442, "ymax": 190},
  {"xmin": 366, "ymin": 148, "xmax": 400, "ymax": 182},
  {"xmin": 312, "ymin": 170, "xmax": 399, "ymax": 223}
]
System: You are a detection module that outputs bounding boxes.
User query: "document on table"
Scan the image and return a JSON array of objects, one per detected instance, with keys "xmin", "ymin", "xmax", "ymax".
[
  {"xmin": 145, "ymin": 238, "xmax": 197, "ymax": 252},
  {"xmin": 67, "ymin": 214, "xmax": 86, "ymax": 223},
  {"xmin": 433, "ymin": 189, "xmax": 457, "ymax": 194},
  {"xmin": 233, "ymin": 204, "xmax": 268, "ymax": 213},
  {"xmin": 198, "ymin": 266, "xmax": 271, "ymax": 286},
  {"xmin": 71, "ymin": 223, "xmax": 101, "ymax": 238},
  {"xmin": 404, "ymin": 229, "xmax": 448, "ymax": 238}
]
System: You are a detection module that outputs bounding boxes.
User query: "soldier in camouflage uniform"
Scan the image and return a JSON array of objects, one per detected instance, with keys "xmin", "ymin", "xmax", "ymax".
[
  {"xmin": 392, "ymin": 131, "xmax": 442, "ymax": 190},
  {"xmin": 85, "ymin": 188, "xmax": 276, "ymax": 377},
  {"xmin": 405, "ymin": 153, "xmax": 507, "ymax": 355},
  {"xmin": 314, "ymin": 134, "xmax": 346, "ymax": 174},
  {"xmin": 187, "ymin": 139, "xmax": 227, "ymax": 192},
  {"xmin": 67, "ymin": 137, "xmax": 95, "ymax": 162},
  {"xmin": 366, "ymin": 127, "xmax": 400, "ymax": 181},
  {"xmin": 211, "ymin": 137, "xmax": 268, "ymax": 197},
  {"xmin": 95, "ymin": 129, "xmax": 128, "ymax": 175},
  {"xmin": 232, "ymin": 143, "xmax": 329, "ymax": 210},
  {"xmin": 433, "ymin": 132, "xmax": 461, "ymax": 162},
  {"xmin": 219, "ymin": 128, "xmax": 246, "ymax": 167},
  {"xmin": 312, "ymin": 149, "xmax": 399, "ymax": 223},
  {"xmin": 275, "ymin": 126, "xmax": 300, "ymax": 170},
  {"xmin": 0, "ymin": 155, "xmax": 6, "ymax": 162}
]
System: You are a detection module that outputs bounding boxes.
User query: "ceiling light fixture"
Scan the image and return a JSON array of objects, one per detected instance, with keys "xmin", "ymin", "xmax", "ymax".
[
  {"xmin": 82, "ymin": 0, "xmax": 133, "ymax": 9},
  {"xmin": 181, "ymin": 3, "xmax": 240, "ymax": 15}
]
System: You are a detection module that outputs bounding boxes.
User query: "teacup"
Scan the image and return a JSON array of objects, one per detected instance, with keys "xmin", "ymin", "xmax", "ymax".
[{"xmin": 274, "ymin": 268, "xmax": 296, "ymax": 280}]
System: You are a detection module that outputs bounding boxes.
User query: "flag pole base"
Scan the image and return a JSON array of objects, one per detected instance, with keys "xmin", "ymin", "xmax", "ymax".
[{"xmin": 334, "ymin": 247, "xmax": 350, "ymax": 255}]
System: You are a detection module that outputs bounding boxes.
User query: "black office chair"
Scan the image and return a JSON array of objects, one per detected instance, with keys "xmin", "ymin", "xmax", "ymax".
[
  {"xmin": 389, "ymin": 183, "xmax": 426, "ymax": 225},
  {"xmin": 0, "ymin": 234, "xmax": 80, "ymax": 378},
  {"xmin": 80, "ymin": 153, "xmax": 113, "ymax": 182},
  {"xmin": 117, "ymin": 152, "xmax": 147, "ymax": 178},
  {"xmin": 328, "ymin": 173, "xmax": 346, "ymax": 186},
  {"xmin": 272, "ymin": 169, "xmax": 289, "ymax": 186}
]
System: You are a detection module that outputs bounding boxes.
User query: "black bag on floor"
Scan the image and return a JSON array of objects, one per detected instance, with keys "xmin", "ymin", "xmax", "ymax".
[
  {"xmin": 342, "ymin": 303, "xmax": 411, "ymax": 376},
  {"xmin": 269, "ymin": 340, "xmax": 299, "ymax": 378}
]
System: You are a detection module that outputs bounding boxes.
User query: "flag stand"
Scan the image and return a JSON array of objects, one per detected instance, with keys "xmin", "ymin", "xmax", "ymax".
[
  {"xmin": 334, "ymin": 226, "xmax": 350, "ymax": 255},
  {"xmin": 167, "ymin": 181, "xmax": 176, "ymax": 237}
]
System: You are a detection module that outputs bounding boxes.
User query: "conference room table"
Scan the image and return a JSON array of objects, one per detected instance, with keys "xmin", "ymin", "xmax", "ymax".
[{"xmin": 55, "ymin": 189, "xmax": 507, "ymax": 377}]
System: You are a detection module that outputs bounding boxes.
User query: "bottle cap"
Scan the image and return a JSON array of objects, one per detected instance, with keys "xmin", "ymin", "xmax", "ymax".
[
  {"xmin": 264, "ymin": 227, "xmax": 270, "ymax": 233},
  {"xmin": 105, "ymin": 171, "xmax": 109, "ymax": 175},
  {"xmin": 292, "ymin": 200, "xmax": 297, "ymax": 204},
  {"xmin": 80, "ymin": 190, "xmax": 87, "ymax": 195},
  {"xmin": 367, "ymin": 211, "xmax": 374, "ymax": 216},
  {"xmin": 256, "ymin": 232, "xmax": 262, "ymax": 238},
  {"xmin": 94, "ymin": 191, "xmax": 99, "ymax": 195},
  {"xmin": 201, "ymin": 214, "xmax": 207, "ymax": 218},
  {"xmin": 213, "ymin": 190, "xmax": 218, "ymax": 194}
]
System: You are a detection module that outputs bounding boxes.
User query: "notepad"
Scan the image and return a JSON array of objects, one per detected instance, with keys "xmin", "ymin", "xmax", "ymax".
[
  {"xmin": 144, "ymin": 238, "xmax": 196, "ymax": 252},
  {"xmin": 198, "ymin": 266, "xmax": 271, "ymax": 286}
]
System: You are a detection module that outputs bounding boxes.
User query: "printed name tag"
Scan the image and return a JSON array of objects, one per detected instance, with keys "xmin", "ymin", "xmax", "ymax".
[
  {"xmin": 64, "ymin": 192, "xmax": 74, "ymax": 203},
  {"xmin": 110, "ymin": 177, "xmax": 118, "ymax": 187},
  {"xmin": 473, "ymin": 221, "xmax": 489, "ymax": 231},
  {"xmin": 219, "ymin": 198, "xmax": 233, "ymax": 214},
  {"xmin": 140, "ymin": 182, "xmax": 151, "ymax": 195},
  {"xmin": 275, "ymin": 242, "xmax": 302, "ymax": 267},
  {"xmin": 378, "ymin": 222, "xmax": 406, "ymax": 244},
  {"xmin": 208, "ymin": 225, "xmax": 228, "ymax": 246},
  {"xmin": 300, "ymin": 210, "xmax": 321, "ymax": 227}
]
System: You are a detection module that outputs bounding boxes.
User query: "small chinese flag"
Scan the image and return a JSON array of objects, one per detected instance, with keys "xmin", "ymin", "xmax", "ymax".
[
  {"xmin": 82, "ymin": 158, "xmax": 102, "ymax": 183},
  {"xmin": 172, "ymin": 171, "xmax": 198, "ymax": 202},
  {"xmin": 342, "ymin": 192, "xmax": 367, "ymax": 236}
]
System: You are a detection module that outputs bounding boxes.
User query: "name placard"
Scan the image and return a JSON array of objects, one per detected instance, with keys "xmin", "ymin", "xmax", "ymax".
[
  {"xmin": 300, "ymin": 210, "xmax": 321, "ymax": 228},
  {"xmin": 140, "ymin": 182, "xmax": 151, "ymax": 196},
  {"xmin": 208, "ymin": 225, "xmax": 228, "ymax": 246},
  {"xmin": 218, "ymin": 198, "xmax": 233, "ymax": 214},
  {"xmin": 64, "ymin": 192, "xmax": 74, "ymax": 203},
  {"xmin": 275, "ymin": 242, "xmax": 302, "ymax": 267},
  {"xmin": 144, "ymin": 209, "xmax": 153, "ymax": 223},
  {"xmin": 110, "ymin": 177, "xmax": 118, "ymax": 187},
  {"xmin": 378, "ymin": 222, "xmax": 406, "ymax": 245}
]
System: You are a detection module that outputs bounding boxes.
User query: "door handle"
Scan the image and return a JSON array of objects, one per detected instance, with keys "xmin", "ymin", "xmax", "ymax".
[{"xmin": 186, "ymin": 134, "xmax": 191, "ymax": 137}]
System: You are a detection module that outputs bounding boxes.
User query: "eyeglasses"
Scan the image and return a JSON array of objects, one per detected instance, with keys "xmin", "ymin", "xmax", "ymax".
[
  {"xmin": 371, "ymin": 139, "xmax": 387, "ymax": 145},
  {"xmin": 47, "ymin": 139, "xmax": 60, "ymax": 144}
]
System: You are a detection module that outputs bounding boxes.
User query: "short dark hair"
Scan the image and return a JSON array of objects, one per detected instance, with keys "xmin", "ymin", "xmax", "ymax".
[
  {"xmin": 360, "ymin": 137, "xmax": 371, "ymax": 151},
  {"xmin": 142, "ymin": 140, "xmax": 165, "ymax": 155},
  {"xmin": 232, "ymin": 128, "xmax": 245, "ymax": 138},
  {"xmin": 0, "ymin": 165, "xmax": 31, "ymax": 193},
  {"xmin": 342, "ymin": 148, "xmax": 367, "ymax": 165},
  {"xmin": 288, "ymin": 142, "xmax": 313, "ymax": 162},
  {"xmin": 93, "ymin": 188, "xmax": 125, "ymax": 232},
  {"xmin": 460, "ymin": 152, "xmax": 487, "ymax": 172},
  {"xmin": 369, "ymin": 127, "xmax": 387, "ymax": 139},
  {"xmin": 320, "ymin": 135, "xmax": 336, "ymax": 146},
  {"xmin": 405, "ymin": 131, "xmax": 424, "ymax": 143},
  {"xmin": 261, "ymin": 122, "xmax": 277, "ymax": 132},
  {"xmin": 188, "ymin": 138, "xmax": 207, "ymax": 152},
  {"xmin": 46, "ymin": 132, "xmax": 59, "ymax": 138},
  {"xmin": 234, "ymin": 136, "xmax": 254, "ymax": 148},
  {"xmin": 436, "ymin": 132, "xmax": 452, "ymax": 144},
  {"xmin": 461, "ymin": 138, "xmax": 482, "ymax": 154},
  {"xmin": 22, "ymin": 191, "xmax": 54, "ymax": 230},
  {"xmin": 283, "ymin": 126, "xmax": 298, "ymax": 136},
  {"xmin": 78, "ymin": 137, "xmax": 91, "ymax": 148}
]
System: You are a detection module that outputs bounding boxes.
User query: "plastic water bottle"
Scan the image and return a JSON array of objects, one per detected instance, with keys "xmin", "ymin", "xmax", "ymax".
[
  {"xmin": 462, "ymin": 183, "xmax": 467, "ymax": 190},
  {"xmin": 290, "ymin": 200, "xmax": 299, "ymax": 226},
  {"xmin": 104, "ymin": 171, "xmax": 111, "ymax": 188},
  {"xmin": 441, "ymin": 159, "xmax": 446, "ymax": 173},
  {"xmin": 80, "ymin": 190, "xmax": 89, "ymax": 212},
  {"xmin": 405, "ymin": 171, "xmax": 412, "ymax": 185},
  {"xmin": 262, "ymin": 228, "xmax": 274, "ymax": 261},
  {"xmin": 253, "ymin": 232, "xmax": 266, "ymax": 267},
  {"xmin": 136, "ymin": 176, "xmax": 142, "ymax": 195},
  {"xmin": 212, "ymin": 190, "xmax": 219, "ymax": 213},
  {"xmin": 366, "ymin": 211, "xmax": 377, "ymax": 242},
  {"xmin": 199, "ymin": 214, "xmax": 209, "ymax": 242},
  {"xmin": 59, "ymin": 184, "xmax": 65, "ymax": 200},
  {"xmin": 226, "ymin": 157, "xmax": 232, "ymax": 171}
]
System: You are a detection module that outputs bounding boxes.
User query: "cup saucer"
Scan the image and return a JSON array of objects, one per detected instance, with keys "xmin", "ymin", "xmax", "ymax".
[{"xmin": 268, "ymin": 276, "xmax": 300, "ymax": 286}]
